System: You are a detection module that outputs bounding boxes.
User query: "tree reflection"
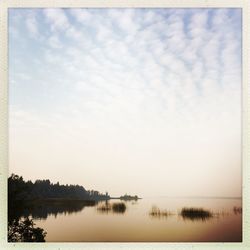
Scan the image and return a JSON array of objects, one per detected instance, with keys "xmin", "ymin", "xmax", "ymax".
[
  {"xmin": 9, "ymin": 200, "xmax": 96, "ymax": 221},
  {"xmin": 8, "ymin": 200, "xmax": 96, "ymax": 242}
]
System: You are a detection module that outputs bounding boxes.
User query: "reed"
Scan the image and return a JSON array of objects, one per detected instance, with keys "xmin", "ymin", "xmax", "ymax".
[
  {"xmin": 112, "ymin": 202, "xmax": 126, "ymax": 213},
  {"xmin": 149, "ymin": 206, "xmax": 173, "ymax": 218},
  {"xmin": 180, "ymin": 207, "xmax": 212, "ymax": 221},
  {"xmin": 233, "ymin": 206, "xmax": 242, "ymax": 214},
  {"xmin": 96, "ymin": 203, "xmax": 111, "ymax": 212}
]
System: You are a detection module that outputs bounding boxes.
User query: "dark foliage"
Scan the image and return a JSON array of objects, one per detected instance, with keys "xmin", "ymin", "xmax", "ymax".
[
  {"xmin": 8, "ymin": 174, "xmax": 110, "ymax": 242},
  {"xmin": 8, "ymin": 217, "xmax": 46, "ymax": 242},
  {"xmin": 8, "ymin": 174, "xmax": 110, "ymax": 203}
]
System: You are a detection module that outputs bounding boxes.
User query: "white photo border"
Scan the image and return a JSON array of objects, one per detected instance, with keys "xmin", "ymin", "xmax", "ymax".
[{"xmin": 0, "ymin": 0, "xmax": 249, "ymax": 249}]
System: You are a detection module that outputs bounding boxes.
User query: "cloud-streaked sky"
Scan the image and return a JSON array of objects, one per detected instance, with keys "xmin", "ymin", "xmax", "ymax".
[{"xmin": 9, "ymin": 8, "xmax": 242, "ymax": 197}]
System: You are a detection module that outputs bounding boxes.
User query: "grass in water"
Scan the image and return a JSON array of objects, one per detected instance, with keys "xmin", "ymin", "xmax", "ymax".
[
  {"xmin": 233, "ymin": 206, "xmax": 242, "ymax": 215},
  {"xmin": 112, "ymin": 202, "xmax": 126, "ymax": 213},
  {"xmin": 149, "ymin": 206, "xmax": 174, "ymax": 218},
  {"xmin": 96, "ymin": 203, "xmax": 112, "ymax": 213},
  {"xmin": 180, "ymin": 207, "xmax": 212, "ymax": 221},
  {"xmin": 97, "ymin": 202, "xmax": 126, "ymax": 213}
]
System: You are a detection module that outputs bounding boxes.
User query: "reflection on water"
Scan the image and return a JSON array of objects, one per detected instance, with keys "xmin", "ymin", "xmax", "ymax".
[
  {"xmin": 10, "ymin": 197, "xmax": 242, "ymax": 242},
  {"xmin": 9, "ymin": 200, "xmax": 96, "ymax": 221}
]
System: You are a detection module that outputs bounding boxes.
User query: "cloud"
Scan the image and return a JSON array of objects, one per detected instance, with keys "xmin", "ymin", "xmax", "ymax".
[
  {"xmin": 69, "ymin": 8, "xmax": 92, "ymax": 23},
  {"xmin": 48, "ymin": 35, "xmax": 63, "ymax": 49},
  {"xmin": 11, "ymin": 8, "xmax": 242, "ymax": 125},
  {"xmin": 25, "ymin": 14, "xmax": 39, "ymax": 38},
  {"xmin": 9, "ymin": 8, "xmax": 242, "ymax": 197},
  {"xmin": 43, "ymin": 8, "xmax": 69, "ymax": 31},
  {"xmin": 116, "ymin": 9, "xmax": 138, "ymax": 34},
  {"xmin": 211, "ymin": 8, "xmax": 230, "ymax": 27}
]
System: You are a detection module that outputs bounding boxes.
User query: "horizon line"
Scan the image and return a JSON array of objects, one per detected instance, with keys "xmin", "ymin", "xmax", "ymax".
[{"xmin": 142, "ymin": 195, "xmax": 242, "ymax": 200}]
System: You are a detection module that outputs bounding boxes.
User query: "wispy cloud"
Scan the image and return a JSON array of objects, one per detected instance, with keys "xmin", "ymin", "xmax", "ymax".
[
  {"xmin": 43, "ymin": 8, "xmax": 70, "ymax": 31},
  {"xmin": 25, "ymin": 13, "xmax": 39, "ymax": 38}
]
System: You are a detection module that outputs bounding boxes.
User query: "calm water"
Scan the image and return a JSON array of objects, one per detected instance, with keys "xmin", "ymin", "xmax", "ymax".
[{"xmin": 29, "ymin": 197, "xmax": 241, "ymax": 242}]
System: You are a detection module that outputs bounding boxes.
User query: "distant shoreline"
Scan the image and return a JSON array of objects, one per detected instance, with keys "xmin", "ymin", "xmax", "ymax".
[
  {"xmin": 142, "ymin": 196, "xmax": 242, "ymax": 200},
  {"xmin": 110, "ymin": 197, "xmax": 142, "ymax": 200}
]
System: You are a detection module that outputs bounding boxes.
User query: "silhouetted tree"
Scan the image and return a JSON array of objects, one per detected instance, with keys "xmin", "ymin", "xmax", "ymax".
[
  {"xmin": 8, "ymin": 217, "xmax": 46, "ymax": 242},
  {"xmin": 8, "ymin": 174, "xmax": 110, "ymax": 202},
  {"xmin": 8, "ymin": 174, "xmax": 111, "ymax": 242}
]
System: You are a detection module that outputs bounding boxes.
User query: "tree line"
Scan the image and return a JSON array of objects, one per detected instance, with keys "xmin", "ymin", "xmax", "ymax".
[
  {"xmin": 8, "ymin": 173, "xmax": 110, "ymax": 242},
  {"xmin": 8, "ymin": 173, "xmax": 110, "ymax": 204}
]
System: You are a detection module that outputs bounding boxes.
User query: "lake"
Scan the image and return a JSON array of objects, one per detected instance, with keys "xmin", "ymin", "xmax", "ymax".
[{"xmin": 27, "ymin": 197, "xmax": 242, "ymax": 242}]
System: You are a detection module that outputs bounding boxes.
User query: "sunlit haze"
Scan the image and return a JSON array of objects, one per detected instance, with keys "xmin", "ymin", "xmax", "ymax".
[{"xmin": 9, "ymin": 8, "xmax": 241, "ymax": 198}]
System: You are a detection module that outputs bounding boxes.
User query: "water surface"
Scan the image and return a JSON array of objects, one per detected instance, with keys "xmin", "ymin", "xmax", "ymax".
[{"xmin": 30, "ymin": 197, "xmax": 242, "ymax": 242}]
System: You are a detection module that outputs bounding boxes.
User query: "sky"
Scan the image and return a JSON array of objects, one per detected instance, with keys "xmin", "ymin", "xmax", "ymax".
[{"xmin": 9, "ymin": 8, "xmax": 242, "ymax": 197}]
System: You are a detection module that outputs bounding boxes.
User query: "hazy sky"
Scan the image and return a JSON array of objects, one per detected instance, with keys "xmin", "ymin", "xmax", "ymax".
[{"xmin": 9, "ymin": 8, "xmax": 241, "ymax": 197}]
